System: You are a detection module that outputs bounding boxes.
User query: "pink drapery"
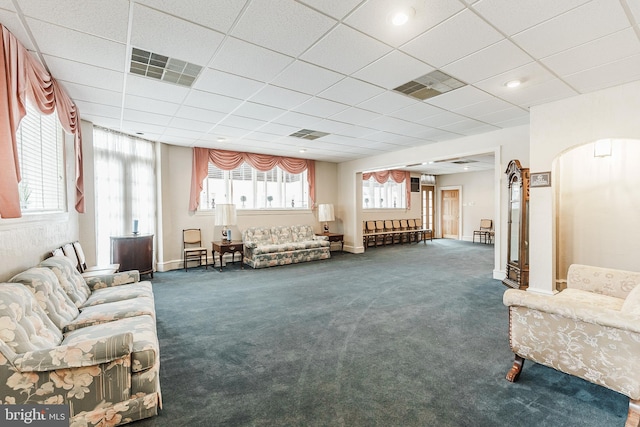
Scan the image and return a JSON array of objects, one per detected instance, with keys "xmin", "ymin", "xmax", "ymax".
[
  {"xmin": 189, "ymin": 147, "xmax": 316, "ymax": 210},
  {"xmin": 362, "ymin": 170, "xmax": 411, "ymax": 209},
  {"xmin": 0, "ymin": 24, "xmax": 84, "ymax": 218}
]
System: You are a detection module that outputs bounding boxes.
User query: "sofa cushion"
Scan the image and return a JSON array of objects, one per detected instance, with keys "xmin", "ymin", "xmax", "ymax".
[
  {"xmin": 291, "ymin": 225, "xmax": 316, "ymax": 242},
  {"xmin": 83, "ymin": 281, "xmax": 154, "ymax": 307},
  {"xmin": 39, "ymin": 256, "xmax": 91, "ymax": 307},
  {"xmin": 63, "ymin": 315, "xmax": 158, "ymax": 373},
  {"xmin": 67, "ymin": 297, "xmax": 157, "ymax": 332},
  {"xmin": 0, "ymin": 283, "xmax": 63, "ymax": 353},
  {"xmin": 243, "ymin": 227, "xmax": 274, "ymax": 246},
  {"xmin": 9, "ymin": 267, "xmax": 80, "ymax": 330},
  {"xmin": 555, "ymin": 288, "xmax": 624, "ymax": 311},
  {"xmin": 271, "ymin": 226, "xmax": 293, "ymax": 244}
]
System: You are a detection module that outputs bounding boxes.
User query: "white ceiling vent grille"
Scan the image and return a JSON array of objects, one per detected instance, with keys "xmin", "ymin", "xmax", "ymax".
[
  {"xmin": 394, "ymin": 70, "xmax": 465, "ymax": 100},
  {"xmin": 130, "ymin": 48, "xmax": 202, "ymax": 87},
  {"xmin": 289, "ymin": 129, "xmax": 329, "ymax": 140}
]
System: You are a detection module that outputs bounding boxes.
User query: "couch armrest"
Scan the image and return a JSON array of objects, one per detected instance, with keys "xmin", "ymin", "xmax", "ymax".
[
  {"xmin": 314, "ymin": 235, "xmax": 329, "ymax": 241},
  {"xmin": 504, "ymin": 289, "xmax": 640, "ymax": 334},
  {"xmin": 567, "ymin": 264, "xmax": 640, "ymax": 299},
  {"xmin": 84, "ymin": 270, "xmax": 141, "ymax": 291},
  {"xmin": 13, "ymin": 333, "xmax": 133, "ymax": 372},
  {"xmin": 244, "ymin": 242, "xmax": 257, "ymax": 249}
]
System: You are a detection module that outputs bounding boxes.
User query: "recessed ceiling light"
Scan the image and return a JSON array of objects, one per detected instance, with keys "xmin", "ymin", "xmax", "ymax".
[
  {"xmin": 464, "ymin": 166, "xmax": 470, "ymax": 170},
  {"xmin": 217, "ymin": 137, "xmax": 226, "ymax": 142},
  {"xmin": 299, "ymin": 149, "xmax": 307, "ymax": 153},
  {"xmin": 505, "ymin": 79, "xmax": 522, "ymax": 88},
  {"xmin": 390, "ymin": 7, "xmax": 414, "ymax": 26},
  {"xmin": 135, "ymin": 132, "xmax": 144, "ymax": 135}
]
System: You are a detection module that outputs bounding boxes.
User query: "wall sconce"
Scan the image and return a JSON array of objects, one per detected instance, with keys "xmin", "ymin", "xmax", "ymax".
[{"xmin": 594, "ymin": 139, "xmax": 612, "ymax": 157}]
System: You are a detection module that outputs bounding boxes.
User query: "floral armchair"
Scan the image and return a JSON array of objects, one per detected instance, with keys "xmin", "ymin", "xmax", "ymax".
[
  {"xmin": 504, "ymin": 264, "xmax": 640, "ymax": 426},
  {"xmin": 0, "ymin": 283, "xmax": 160, "ymax": 425}
]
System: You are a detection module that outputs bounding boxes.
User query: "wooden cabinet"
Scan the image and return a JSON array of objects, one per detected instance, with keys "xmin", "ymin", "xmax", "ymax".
[
  {"xmin": 110, "ymin": 234, "xmax": 154, "ymax": 278},
  {"xmin": 503, "ymin": 160, "xmax": 529, "ymax": 290}
]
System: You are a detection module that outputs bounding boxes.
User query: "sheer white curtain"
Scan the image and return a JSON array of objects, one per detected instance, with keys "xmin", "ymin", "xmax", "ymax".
[{"xmin": 93, "ymin": 127, "xmax": 156, "ymax": 265}]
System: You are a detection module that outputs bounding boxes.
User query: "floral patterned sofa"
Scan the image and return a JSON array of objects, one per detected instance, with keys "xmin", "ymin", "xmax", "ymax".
[
  {"xmin": 243, "ymin": 225, "xmax": 331, "ymax": 269},
  {"xmin": 0, "ymin": 256, "xmax": 160, "ymax": 425},
  {"xmin": 504, "ymin": 264, "xmax": 640, "ymax": 426}
]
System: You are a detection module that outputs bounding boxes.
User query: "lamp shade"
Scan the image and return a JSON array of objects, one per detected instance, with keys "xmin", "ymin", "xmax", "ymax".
[
  {"xmin": 215, "ymin": 204, "xmax": 237, "ymax": 226},
  {"xmin": 318, "ymin": 204, "xmax": 335, "ymax": 222}
]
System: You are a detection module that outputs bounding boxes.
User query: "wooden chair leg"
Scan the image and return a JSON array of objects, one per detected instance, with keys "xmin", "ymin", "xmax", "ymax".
[
  {"xmin": 506, "ymin": 354, "xmax": 525, "ymax": 382},
  {"xmin": 626, "ymin": 399, "xmax": 640, "ymax": 427}
]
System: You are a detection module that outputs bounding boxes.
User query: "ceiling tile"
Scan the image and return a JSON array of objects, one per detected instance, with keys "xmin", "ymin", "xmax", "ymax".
[
  {"xmin": 121, "ymin": 121, "xmax": 167, "ymax": 136},
  {"xmin": 124, "ymin": 94, "xmax": 180, "ymax": 116},
  {"xmin": 353, "ymin": 50, "xmax": 434, "ymax": 89},
  {"xmin": 401, "ymin": 9, "xmax": 503, "ymax": 68},
  {"xmin": 297, "ymin": 0, "xmax": 362, "ymax": 20},
  {"xmin": 167, "ymin": 117, "xmax": 212, "ymax": 133},
  {"xmin": 182, "ymin": 90, "xmax": 244, "ymax": 114},
  {"xmin": 563, "ymin": 54, "xmax": 640, "ymax": 93},
  {"xmin": 210, "ymin": 37, "xmax": 294, "ymax": 82},
  {"xmin": 330, "ymin": 107, "xmax": 380, "ymax": 125},
  {"xmin": 250, "ymin": 85, "xmax": 312, "ymax": 110},
  {"xmin": 126, "ymin": 74, "xmax": 189, "ymax": 103},
  {"xmin": 26, "ymin": 19, "xmax": 125, "ymax": 72},
  {"xmin": 233, "ymin": 102, "xmax": 287, "ymax": 121},
  {"xmin": 174, "ymin": 105, "xmax": 227, "ymax": 123},
  {"xmin": 472, "ymin": 0, "xmax": 590, "ymax": 36},
  {"xmin": 218, "ymin": 114, "xmax": 268, "ymax": 131},
  {"xmin": 257, "ymin": 122, "xmax": 301, "ymax": 136},
  {"xmin": 499, "ymin": 78, "xmax": 579, "ymax": 108},
  {"xmin": 232, "ymin": 0, "xmax": 335, "ymax": 57},
  {"xmin": 541, "ymin": 28, "xmax": 640, "ymax": 77},
  {"xmin": 474, "ymin": 61, "xmax": 557, "ymax": 97},
  {"xmin": 0, "ymin": 10, "xmax": 36, "ymax": 50},
  {"xmin": 193, "ymin": 68, "xmax": 266, "ymax": 100},
  {"xmin": 74, "ymin": 100, "xmax": 121, "ymax": 120},
  {"xmin": 357, "ymin": 91, "xmax": 418, "ymax": 114},
  {"xmin": 333, "ymin": 124, "xmax": 378, "ymax": 138},
  {"xmin": 345, "ymin": 0, "xmax": 464, "ymax": 47},
  {"xmin": 425, "ymin": 85, "xmax": 494, "ymax": 110},
  {"xmin": 318, "ymin": 78, "xmax": 385, "ymax": 105},
  {"xmin": 207, "ymin": 125, "xmax": 250, "ymax": 138},
  {"xmin": 44, "ymin": 55, "xmax": 123, "ymax": 92},
  {"xmin": 19, "ymin": 0, "xmax": 130, "ymax": 42},
  {"xmin": 300, "ymin": 24, "xmax": 392, "ymax": 75},
  {"xmin": 628, "ymin": 0, "xmax": 640, "ymax": 22},
  {"xmin": 442, "ymin": 40, "xmax": 532, "ymax": 84},
  {"xmin": 419, "ymin": 111, "xmax": 468, "ymax": 128},
  {"xmin": 60, "ymin": 82, "xmax": 122, "ymax": 107},
  {"xmin": 123, "ymin": 109, "xmax": 172, "ymax": 126},
  {"xmin": 292, "ymin": 98, "xmax": 349, "ymax": 117},
  {"xmin": 512, "ymin": 0, "xmax": 630, "ymax": 58},
  {"xmin": 475, "ymin": 106, "xmax": 529, "ymax": 126},
  {"xmin": 130, "ymin": 3, "xmax": 224, "ymax": 66},
  {"xmin": 454, "ymin": 97, "xmax": 520, "ymax": 119},
  {"xmin": 134, "ymin": 0, "xmax": 245, "ymax": 33},
  {"xmin": 272, "ymin": 111, "xmax": 322, "ymax": 128},
  {"xmin": 387, "ymin": 102, "xmax": 443, "ymax": 122},
  {"xmin": 271, "ymin": 60, "xmax": 344, "ymax": 94}
]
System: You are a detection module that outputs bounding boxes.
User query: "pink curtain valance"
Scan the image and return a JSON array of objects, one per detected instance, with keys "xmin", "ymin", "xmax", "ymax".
[
  {"xmin": 362, "ymin": 170, "xmax": 411, "ymax": 209},
  {"xmin": 189, "ymin": 147, "xmax": 316, "ymax": 210},
  {"xmin": 0, "ymin": 24, "xmax": 84, "ymax": 218}
]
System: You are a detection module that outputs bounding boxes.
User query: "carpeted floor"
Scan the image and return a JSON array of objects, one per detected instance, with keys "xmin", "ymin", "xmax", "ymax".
[{"xmin": 135, "ymin": 239, "xmax": 627, "ymax": 426}]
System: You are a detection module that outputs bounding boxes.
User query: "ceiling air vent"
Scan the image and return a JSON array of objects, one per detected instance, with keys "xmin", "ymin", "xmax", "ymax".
[
  {"xmin": 289, "ymin": 129, "xmax": 329, "ymax": 140},
  {"xmin": 394, "ymin": 70, "xmax": 465, "ymax": 101},
  {"xmin": 130, "ymin": 48, "xmax": 202, "ymax": 87}
]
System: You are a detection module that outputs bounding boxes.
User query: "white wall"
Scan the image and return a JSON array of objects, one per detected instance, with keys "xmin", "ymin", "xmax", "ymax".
[
  {"xmin": 529, "ymin": 80, "xmax": 640, "ymax": 294},
  {"xmin": 437, "ymin": 170, "xmax": 494, "ymax": 242},
  {"xmin": 0, "ymin": 124, "xmax": 83, "ymax": 281}
]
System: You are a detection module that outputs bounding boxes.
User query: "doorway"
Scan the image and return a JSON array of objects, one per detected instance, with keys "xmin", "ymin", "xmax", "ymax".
[{"xmin": 441, "ymin": 188, "xmax": 460, "ymax": 239}]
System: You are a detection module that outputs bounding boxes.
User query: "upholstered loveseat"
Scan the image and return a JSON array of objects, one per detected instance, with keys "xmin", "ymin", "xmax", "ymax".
[
  {"xmin": 504, "ymin": 264, "xmax": 640, "ymax": 426},
  {"xmin": 0, "ymin": 256, "xmax": 160, "ymax": 425},
  {"xmin": 243, "ymin": 225, "xmax": 331, "ymax": 269}
]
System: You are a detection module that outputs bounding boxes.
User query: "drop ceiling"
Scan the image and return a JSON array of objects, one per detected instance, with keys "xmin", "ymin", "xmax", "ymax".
[{"xmin": 2, "ymin": 0, "xmax": 639, "ymax": 173}]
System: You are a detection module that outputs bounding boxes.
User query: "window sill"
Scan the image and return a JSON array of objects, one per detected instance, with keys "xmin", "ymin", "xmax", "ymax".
[{"xmin": 196, "ymin": 208, "xmax": 312, "ymax": 217}]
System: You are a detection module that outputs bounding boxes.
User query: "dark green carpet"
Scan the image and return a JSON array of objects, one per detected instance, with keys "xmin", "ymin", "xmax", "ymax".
[{"xmin": 135, "ymin": 240, "xmax": 626, "ymax": 426}]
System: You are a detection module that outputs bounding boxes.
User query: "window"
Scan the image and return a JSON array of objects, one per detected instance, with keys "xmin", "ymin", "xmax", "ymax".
[
  {"xmin": 200, "ymin": 163, "xmax": 308, "ymax": 209},
  {"xmin": 362, "ymin": 176, "xmax": 406, "ymax": 209},
  {"xmin": 15, "ymin": 102, "xmax": 66, "ymax": 212},
  {"xmin": 93, "ymin": 127, "xmax": 156, "ymax": 265}
]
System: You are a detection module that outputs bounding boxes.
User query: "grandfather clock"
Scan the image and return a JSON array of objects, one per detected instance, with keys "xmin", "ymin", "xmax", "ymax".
[{"xmin": 503, "ymin": 160, "xmax": 529, "ymax": 290}]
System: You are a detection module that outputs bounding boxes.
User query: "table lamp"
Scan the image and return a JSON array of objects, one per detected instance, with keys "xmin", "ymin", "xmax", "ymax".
[
  {"xmin": 215, "ymin": 204, "xmax": 237, "ymax": 242},
  {"xmin": 318, "ymin": 204, "xmax": 335, "ymax": 233}
]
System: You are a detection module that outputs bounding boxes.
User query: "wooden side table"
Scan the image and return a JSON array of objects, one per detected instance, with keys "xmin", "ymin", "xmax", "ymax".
[
  {"xmin": 111, "ymin": 234, "xmax": 154, "ymax": 278},
  {"xmin": 316, "ymin": 233, "xmax": 344, "ymax": 251},
  {"xmin": 211, "ymin": 240, "xmax": 244, "ymax": 272}
]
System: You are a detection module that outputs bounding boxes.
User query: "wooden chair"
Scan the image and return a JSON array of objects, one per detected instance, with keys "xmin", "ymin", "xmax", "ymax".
[
  {"xmin": 374, "ymin": 220, "xmax": 386, "ymax": 246},
  {"xmin": 473, "ymin": 219, "xmax": 493, "ymax": 244},
  {"xmin": 365, "ymin": 221, "xmax": 377, "ymax": 248},
  {"xmin": 183, "ymin": 228, "xmax": 208, "ymax": 271},
  {"xmin": 384, "ymin": 220, "xmax": 395, "ymax": 245},
  {"xmin": 400, "ymin": 219, "xmax": 410, "ymax": 243},
  {"xmin": 392, "ymin": 220, "xmax": 403, "ymax": 244},
  {"xmin": 407, "ymin": 219, "xmax": 417, "ymax": 242}
]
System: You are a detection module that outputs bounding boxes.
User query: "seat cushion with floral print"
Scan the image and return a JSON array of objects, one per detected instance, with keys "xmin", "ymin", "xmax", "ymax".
[{"xmin": 0, "ymin": 283, "xmax": 63, "ymax": 354}]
